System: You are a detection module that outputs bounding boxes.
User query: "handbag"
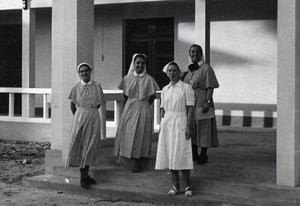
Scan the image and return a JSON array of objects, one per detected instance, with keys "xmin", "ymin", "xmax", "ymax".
[{"xmin": 195, "ymin": 107, "xmax": 215, "ymax": 120}]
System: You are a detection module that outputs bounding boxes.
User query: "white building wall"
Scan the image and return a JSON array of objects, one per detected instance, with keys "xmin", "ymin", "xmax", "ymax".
[{"xmin": 211, "ymin": 20, "xmax": 277, "ymax": 105}]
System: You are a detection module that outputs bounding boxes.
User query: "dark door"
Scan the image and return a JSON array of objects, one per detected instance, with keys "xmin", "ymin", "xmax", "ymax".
[
  {"xmin": 0, "ymin": 25, "xmax": 22, "ymax": 115},
  {"xmin": 125, "ymin": 18, "xmax": 174, "ymax": 89}
]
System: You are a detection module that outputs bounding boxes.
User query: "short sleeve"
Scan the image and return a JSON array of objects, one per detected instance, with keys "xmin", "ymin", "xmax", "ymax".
[
  {"xmin": 94, "ymin": 82, "xmax": 104, "ymax": 106},
  {"xmin": 185, "ymin": 84, "xmax": 194, "ymax": 106},
  {"xmin": 68, "ymin": 84, "xmax": 78, "ymax": 104},
  {"xmin": 205, "ymin": 67, "xmax": 219, "ymax": 89},
  {"xmin": 117, "ymin": 77, "xmax": 125, "ymax": 91}
]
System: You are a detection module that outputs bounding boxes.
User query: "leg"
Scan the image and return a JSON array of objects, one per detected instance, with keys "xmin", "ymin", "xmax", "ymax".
[
  {"xmin": 192, "ymin": 144, "xmax": 200, "ymax": 162},
  {"xmin": 80, "ymin": 166, "xmax": 89, "ymax": 188},
  {"xmin": 198, "ymin": 147, "xmax": 208, "ymax": 164},
  {"xmin": 169, "ymin": 170, "xmax": 180, "ymax": 195},
  {"xmin": 181, "ymin": 170, "xmax": 191, "ymax": 187},
  {"xmin": 182, "ymin": 170, "xmax": 193, "ymax": 197}
]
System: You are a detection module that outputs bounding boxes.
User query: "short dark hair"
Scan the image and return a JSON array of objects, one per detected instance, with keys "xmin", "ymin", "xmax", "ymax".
[{"xmin": 189, "ymin": 44, "xmax": 203, "ymax": 57}]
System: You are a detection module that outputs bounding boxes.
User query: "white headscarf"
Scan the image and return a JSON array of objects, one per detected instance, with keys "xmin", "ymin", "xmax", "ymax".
[
  {"xmin": 162, "ymin": 61, "xmax": 186, "ymax": 76},
  {"xmin": 127, "ymin": 53, "xmax": 147, "ymax": 75},
  {"xmin": 76, "ymin": 62, "xmax": 93, "ymax": 82}
]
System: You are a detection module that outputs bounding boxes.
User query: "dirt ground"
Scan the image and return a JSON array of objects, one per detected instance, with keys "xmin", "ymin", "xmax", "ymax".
[{"xmin": 0, "ymin": 139, "xmax": 168, "ymax": 206}]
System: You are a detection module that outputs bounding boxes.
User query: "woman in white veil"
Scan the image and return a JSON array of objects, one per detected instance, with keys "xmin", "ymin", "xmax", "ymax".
[{"xmin": 114, "ymin": 53, "xmax": 160, "ymax": 173}]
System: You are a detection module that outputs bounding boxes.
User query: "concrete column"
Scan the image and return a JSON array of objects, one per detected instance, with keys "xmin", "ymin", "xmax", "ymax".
[
  {"xmin": 277, "ymin": 0, "xmax": 300, "ymax": 186},
  {"xmin": 50, "ymin": 0, "xmax": 94, "ymax": 168},
  {"xmin": 22, "ymin": 6, "xmax": 35, "ymax": 117},
  {"xmin": 195, "ymin": 0, "xmax": 210, "ymax": 63}
]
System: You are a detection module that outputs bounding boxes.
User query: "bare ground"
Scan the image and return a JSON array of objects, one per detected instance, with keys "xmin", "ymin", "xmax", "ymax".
[{"xmin": 0, "ymin": 139, "xmax": 169, "ymax": 206}]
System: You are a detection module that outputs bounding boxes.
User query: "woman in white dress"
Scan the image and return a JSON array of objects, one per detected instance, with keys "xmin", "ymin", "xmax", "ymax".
[
  {"xmin": 66, "ymin": 62, "xmax": 104, "ymax": 188},
  {"xmin": 155, "ymin": 61, "xmax": 194, "ymax": 197}
]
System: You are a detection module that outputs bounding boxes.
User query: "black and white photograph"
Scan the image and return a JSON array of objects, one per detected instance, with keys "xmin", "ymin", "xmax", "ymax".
[{"xmin": 1, "ymin": 0, "xmax": 300, "ymax": 205}]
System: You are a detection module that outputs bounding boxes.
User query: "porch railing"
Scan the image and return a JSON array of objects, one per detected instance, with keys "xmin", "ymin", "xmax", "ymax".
[
  {"xmin": 0, "ymin": 87, "xmax": 51, "ymax": 123},
  {"xmin": 0, "ymin": 88, "xmax": 161, "ymax": 138}
]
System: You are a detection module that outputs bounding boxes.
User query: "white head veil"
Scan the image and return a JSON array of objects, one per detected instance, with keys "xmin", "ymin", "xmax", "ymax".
[
  {"xmin": 76, "ymin": 62, "xmax": 93, "ymax": 81},
  {"xmin": 163, "ymin": 61, "xmax": 186, "ymax": 76},
  {"xmin": 127, "ymin": 53, "xmax": 147, "ymax": 75}
]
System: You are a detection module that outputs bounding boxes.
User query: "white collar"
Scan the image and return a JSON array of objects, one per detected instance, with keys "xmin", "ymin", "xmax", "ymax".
[
  {"xmin": 166, "ymin": 80, "xmax": 183, "ymax": 88},
  {"xmin": 80, "ymin": 80, "xmax": 92, "ymax": 85},
  {"xmin": 133, "ymin": 71, "xmax": 146, "ymax": 77},
  {"xmin": 198, "ymin": 60, "xmax": 204, "ymax": 66}
]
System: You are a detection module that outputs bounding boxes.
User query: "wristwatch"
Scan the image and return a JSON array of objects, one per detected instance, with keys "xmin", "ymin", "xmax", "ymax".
[{"xmin": 205, "ymin": 99, "xmax": 211, "ymax": 104}]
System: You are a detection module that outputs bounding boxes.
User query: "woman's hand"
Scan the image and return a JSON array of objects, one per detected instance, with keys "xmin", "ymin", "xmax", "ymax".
[
  {"xmin": 202, "ymin": 102, "xmax": 210, "ymax": 114},
  {"xmin": 185, "ymin": 125, "xmax": 193, "ymax": 139}
]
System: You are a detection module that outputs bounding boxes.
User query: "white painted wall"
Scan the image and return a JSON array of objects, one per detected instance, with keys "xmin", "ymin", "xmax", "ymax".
[{"xmin": 211, "ymin": 20, "xmax": 277, "ymax": 105}]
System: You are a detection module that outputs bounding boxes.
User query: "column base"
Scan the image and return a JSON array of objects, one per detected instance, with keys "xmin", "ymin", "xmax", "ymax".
[{"xmin": 45, "ymin": 149, "xmax": 62, "ymax": 174}]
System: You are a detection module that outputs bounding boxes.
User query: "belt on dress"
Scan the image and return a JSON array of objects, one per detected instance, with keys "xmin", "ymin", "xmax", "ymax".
[{"xmin": 76, "ymin": 106, "xmax": 98, "ymax": 111}]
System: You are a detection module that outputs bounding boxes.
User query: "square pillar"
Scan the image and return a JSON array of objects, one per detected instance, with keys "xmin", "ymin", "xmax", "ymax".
[
  {"xmin": 22, "ymin": 6, "xmax": 35, "ymax": 117},
  {"xmin": 50, "ymin": 0, "xmax": 94, "ymax": 169},
  {"xmin": 277, "ymin": 0, "xmax": 300, "ymax": 186},
  {"xmin": 195, "ymin": 0, "xmax": 210, "ymax": 63}
]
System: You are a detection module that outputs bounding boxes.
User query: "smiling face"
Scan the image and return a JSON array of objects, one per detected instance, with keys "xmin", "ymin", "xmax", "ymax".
[
  {"xmin": 134, "ymin": 57, "xmax": 146, "ymax": 74},
  {"xmin": 167, "ymin": 64, "xmax": 181, "ymax": 83},
  {"xmin": 189, "ymin": 45, "xmax": 203, "ymax": 63},
  {"xmin": 79, "ymin": 65, "xmax": 91, "ymax": 83}
]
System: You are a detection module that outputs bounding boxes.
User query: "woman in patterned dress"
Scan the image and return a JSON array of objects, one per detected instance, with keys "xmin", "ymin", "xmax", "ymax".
[
  {"xmin": 114, "ymin": 54, "xmax": 160, "ymax": 173},
  {"xmin": 155, "ymin": 61, "xmax": 194, "ymax": 197},
  {"xmin": 66, "ymin": 62, "xmax": 104, "ymax": 188},
  {"xmin": 183, "ymin": 44, "xmax": 219, "ymax": 164}
]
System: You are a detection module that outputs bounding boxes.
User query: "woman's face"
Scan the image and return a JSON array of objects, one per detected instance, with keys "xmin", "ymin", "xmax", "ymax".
[
  {"xmin": 189, "ymin": 46, "xmax": 202, "ymax": 63},
  {"xmin": 134, "ymin": 57, "xmax": 146, "ymax": 74},
  {"xmin": 167, "ymin": 64, "xmax": 180, "ymax": 82},
  {"xmin": 79, "ymin": 65, "xmax": 91, "ymax": 82}
]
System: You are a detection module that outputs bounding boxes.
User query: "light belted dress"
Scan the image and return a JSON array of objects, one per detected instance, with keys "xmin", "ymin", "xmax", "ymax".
[
  {"xmin": 183, "ymin": 62, "xmax": 219, "ymax": 148},
  {"xmin": 114, "ymin": 71, "xmax": 160, "ymax": 159},
  {"xmin": 155, "ymin": 80, "xmax": 195, "ymax": 170},
  {"xmin": 66, "ymin": 80, "xmax": 104, "ymax": 168}
]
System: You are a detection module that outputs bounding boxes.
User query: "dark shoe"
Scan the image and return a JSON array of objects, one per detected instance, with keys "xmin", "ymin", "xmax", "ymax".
[
  {"xmin": 87, "ymin": 175, "xmax": 96, "ymax": 185},
  {"xmin": 80, "ymin": 177, "xmax": 89, "ymax": 188},
  {"xmin": 197, "ymin": 154, "xmax": 208, "ymax": 165}
]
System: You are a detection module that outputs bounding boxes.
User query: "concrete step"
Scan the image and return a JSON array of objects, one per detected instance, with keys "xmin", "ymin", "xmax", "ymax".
[
  {"xmin": 23, "ymin": 171, "xmax": 300, "ymax": 206},
  {"xmin": 53, "ymin": 161, "xmax": 276, "ymax": 184}
]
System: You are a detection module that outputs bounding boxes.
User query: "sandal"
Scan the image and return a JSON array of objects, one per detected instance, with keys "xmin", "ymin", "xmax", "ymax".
[
  {"xmin": 168, "ymin": 185, "xmax": 179, "ymax": 196},
  {"xmin": 185, "ymin": 186, "xmax": 193, "ymax": 197}
]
